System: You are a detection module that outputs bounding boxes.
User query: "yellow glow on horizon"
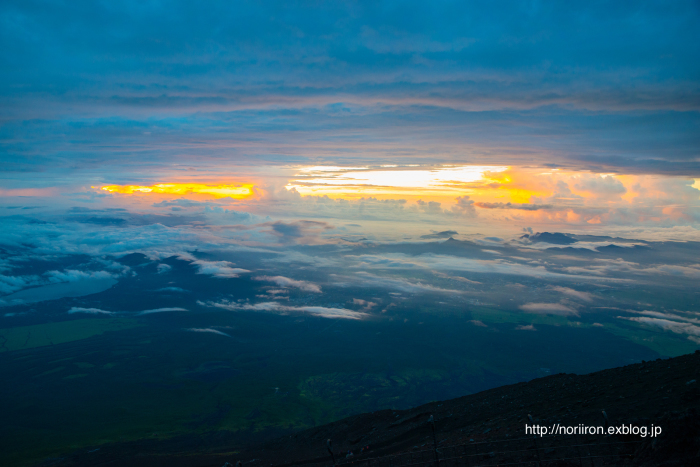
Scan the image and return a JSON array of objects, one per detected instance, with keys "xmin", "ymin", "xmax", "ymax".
[
  {"xmin": 99, "ymin": 183, "xmax": 254, "ymax": 199},
  {"xmin": 85, "ymin": 167, "xmax": 698, "ymax": 227},
  {"xmin": 287, "ymin": 165, "xmax": 509, "ymax": 199},
  {"xmin": 285, "ymin": 165, "xmax": 678, "ymax": 213}
]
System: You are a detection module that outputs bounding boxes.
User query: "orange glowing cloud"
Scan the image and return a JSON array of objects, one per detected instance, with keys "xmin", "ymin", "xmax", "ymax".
[
  {"xmin": 281, "ymin": 164, "xmax": 700, "ymax": 227},
  {"xmin": 99, "ymin": 183, "xmax": 255, "ymax": 199},
  {"xmin": 285, "ymin": 165, "xmax": 508, "ymax": 201}
]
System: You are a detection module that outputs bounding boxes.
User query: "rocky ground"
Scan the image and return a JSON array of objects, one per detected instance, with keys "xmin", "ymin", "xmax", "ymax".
[{"xmin": 43, "ymin": 351, "xmax": 700, "ymax": 467}]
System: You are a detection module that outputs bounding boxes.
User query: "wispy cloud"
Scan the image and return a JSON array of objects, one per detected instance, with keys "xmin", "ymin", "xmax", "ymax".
[
  {"xmin": 520, "ymin": 302, "xmax": 579, "ymax": 316},
  {"xmin": 620, "ymin": 316, "xmax": 700, "ymax": 344},
  {"xmin": 199, "ymin": 300, "xmax": 366, "ymax": 320},
  {"xmin": 138, "ymin": 307, "xmax": 187, "ymax": 315},
  {"xmin": 46, "ymin": 270, "xmax": 117, "ymax": 283},
  {"xmin": 66, "ymin": 307, "xmax": 187, "ymax": 315},
  {"xmin": 0, "ymin": 274, "xmax": 41, "ymax": 295},
  {"xmin": 186, "ymin": 328, "xmax": 231, "ymax": 337},
  {"xmin": 346, "ymin": 253, "xmax": 624, "ymax": 283},
  {"xmin": 254, "ymin": 275, "xmax": 321, "ymax": 293},
  {"xmin": 192, "ymin": 260, "xmax": 250, "ymax": 278},
  {"xmin": 68, "ymin": 307, "xmax": 115, "ymax": 315},
  {"xmin": 338, "ymin": 271, "xmax": 465, "ymax": 295},
  {"xmin": 550, "ymin": 286, "xmax": 595, "ymax": 302}
]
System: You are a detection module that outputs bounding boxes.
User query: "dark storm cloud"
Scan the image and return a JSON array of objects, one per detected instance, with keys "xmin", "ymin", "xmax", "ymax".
[{"xmin": 1, "ymin": 1, "xmax": 699, "ymax": 179}]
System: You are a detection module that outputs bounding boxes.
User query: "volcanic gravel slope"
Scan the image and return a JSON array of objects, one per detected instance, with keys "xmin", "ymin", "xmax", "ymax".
[
  {"xmin": 43, "ymin": 351, "xmax": 700, "ymax": 467},
  {"xmin": 244, "ymin": 351, "xmax": 700, "ymax": 467}
]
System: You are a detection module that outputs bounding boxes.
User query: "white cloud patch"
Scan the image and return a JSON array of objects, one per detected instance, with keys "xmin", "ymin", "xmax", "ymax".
[
  {"xmin": 449, "ymin": 196, "xmax": 476, "ymax": 216},
  {"xmin": 347, "ymin": 253, "xmax": 625, "ymax": 283},
  {"xmin": 301, "ymin": 306, "xmax": 367, "ymax": 319},
  {"xmin": 67, "ymin": 307, "xmax": 186, "ymax": 315},
  {"xmin": 138, "ymin": 307, "xmax": 187, "ymax": 315},
  {"xmin": 628, "ymin": 310, "xmax": 700, "ymax": 325},
  {"xmin": 0, "ymin": 217, "xmax": 204, "ymax": 258},
  {"xmin": 516, "ymin": 324, "xmax": 537, "ymax": 330},
  {"xmin": 187, "ymin": 328, "xmax": 231, "ymax": 337},
  {"xmin": 46, "ymin": 269, "xmax": 116, "ymax": 283},
  {"xmin": 574, "ymin": 175, "xmax": 627, "ymax": 198},
  {"xmin": 415, "ymin": 199, "xmax": 444, "ymax": 215},
  {"xmin": 1, "ymin": 269, "xmax": 119, "ymax": 297},
  {"xmin": 199, "ymin": 300, "xmax": 366, "ymax": 320},
  {"xmin": 254, "ymin": 275, "xmax": 322, "ymax": 293},
  {"xmin": 68, "ymin": 307, "xmax": 115, "ymax": 315},
  {"xmin": 621, "ymin": 316, "xmax": 700, "ymax": 343},
  {"xmin": 0, "ymin": 274, "xmax": 41, "ymax": 295},
  {"xmin": 338, "ymin": 271, "xmax": 465, "ymax": 295},
  {"xmin": 520, "ymin": 302, "xmax": 579, "ymax": 316},
  {"xmin": 551, "ymin": 286, "xmax": 595, "ymax": 302},
  {"xmin": 561, "ymin": 259, "xmax": 700, "ymax": 280},
  {"xmin": 432, "ymin": 271, "xmax": 481, "ymax": 284},
  {"xmin": 352, "ymin": 298, "xmax": 378, "ymax": 311},
  {"xmin": 192, "ymin": 260, "xmax": 250, "ymax": 278}
]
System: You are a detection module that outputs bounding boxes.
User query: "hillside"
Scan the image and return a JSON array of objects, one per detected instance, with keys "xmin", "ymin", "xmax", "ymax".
[
  {"xmin": 43, "ymin": 351, "xmax": 700, "ymax": 467},
  {"xmin": 252, "ymin": 351, "xmax": 700, "ymax": 466}
]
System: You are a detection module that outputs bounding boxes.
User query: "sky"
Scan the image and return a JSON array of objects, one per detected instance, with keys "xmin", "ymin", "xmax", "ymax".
[
  {"xmin": 1, "ymin": 3, "xmax": 698, "ymax": 172},
  {"xmin": 1, "ymin": 1, "xmax": 699, "ymax": 283}
]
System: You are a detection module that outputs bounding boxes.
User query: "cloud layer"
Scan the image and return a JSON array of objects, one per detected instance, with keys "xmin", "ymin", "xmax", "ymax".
[
  {"xmin": 1, "ymin": 1, "xmax": 699, "ymax": 181},
  {"xmin": 200, "ymin": 300, "xmax": 366, "ymax": 320}
]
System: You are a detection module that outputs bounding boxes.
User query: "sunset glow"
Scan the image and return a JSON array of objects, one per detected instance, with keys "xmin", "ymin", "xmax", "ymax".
[
  {"xmin": 99, "ymin": 183, "xmax": 255, "ymax": 199},
  {"xmin": 287, "ymin": 165, "xmax": 508, "ymax": 199},
  {"xmin": 92, "ymin": 167, "xmax": 699, "ymax": 228}
]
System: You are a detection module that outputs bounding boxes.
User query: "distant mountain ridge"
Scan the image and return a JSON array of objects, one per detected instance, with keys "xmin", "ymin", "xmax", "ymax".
[{"xmin": 520, "ymin": 232, "xmax": 578, "ymax": 245}]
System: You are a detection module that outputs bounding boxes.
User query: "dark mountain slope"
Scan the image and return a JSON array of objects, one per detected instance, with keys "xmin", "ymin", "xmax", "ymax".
[
  {"xmin": 249, "ymin": 351, "xmax": 699, "ymax": 466},
  {"xmin": 44, "ymin": 352, "xmax": 700, "ymax": 467}
]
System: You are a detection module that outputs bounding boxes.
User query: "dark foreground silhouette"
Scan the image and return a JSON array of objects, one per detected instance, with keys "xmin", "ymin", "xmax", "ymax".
[{"xmin": 41, "ymin": 351, "xmax": 700, "ymax": 467}]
